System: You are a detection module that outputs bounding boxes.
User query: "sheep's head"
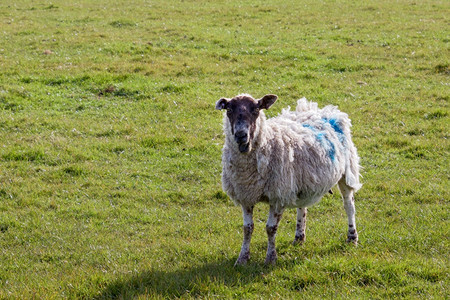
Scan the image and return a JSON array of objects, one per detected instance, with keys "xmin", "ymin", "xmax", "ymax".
[{"xmin": 216, "ymin": 94, "xmax": 277, "ymax": 153}]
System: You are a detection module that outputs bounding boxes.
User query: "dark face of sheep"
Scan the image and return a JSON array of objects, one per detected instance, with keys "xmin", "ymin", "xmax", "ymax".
[{"xmin": 216, "ymin": 94, "xmax": 278, "ymax": 153}]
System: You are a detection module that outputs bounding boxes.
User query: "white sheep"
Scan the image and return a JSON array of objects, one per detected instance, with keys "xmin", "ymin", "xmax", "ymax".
[{"xmin": 215, "ymin": 94, "xmax": 362, "ymax": 265}]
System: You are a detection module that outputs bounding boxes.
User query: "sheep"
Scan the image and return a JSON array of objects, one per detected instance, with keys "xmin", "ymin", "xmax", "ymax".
[{"xmin": 215, "ymin": 94, "xmax": 362, "ymax": 265}]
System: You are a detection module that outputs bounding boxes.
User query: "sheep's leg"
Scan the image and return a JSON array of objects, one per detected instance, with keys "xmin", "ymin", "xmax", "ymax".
[
  {"xmin": 293, "ymin": 207, "xmax": 307, "ymax": 245},
  {"xmin": 265, "ymin": 205, "xmax": 284, "ymax": 265},
  {"xmin": 338, "ymin": 179, "xmax": 358, "ymax": 243},
  {"xmin": 235, "ymin": 205, "xmax": 254, "ymax": 266}
]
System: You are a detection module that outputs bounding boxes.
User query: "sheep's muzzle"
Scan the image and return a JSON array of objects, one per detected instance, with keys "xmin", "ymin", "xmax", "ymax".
[
  {"xmin": 238, "ymin": 142, "xmax": 250, "ymax": 153},
  {"xmin": 235, "ymin": 131, "xmax": 250, "ymax": 153}
]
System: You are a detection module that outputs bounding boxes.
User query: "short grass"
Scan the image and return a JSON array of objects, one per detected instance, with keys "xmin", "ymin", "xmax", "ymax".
[{"xmin": 0, "ymin": 0, "xmax": 448, "ymax": 298}]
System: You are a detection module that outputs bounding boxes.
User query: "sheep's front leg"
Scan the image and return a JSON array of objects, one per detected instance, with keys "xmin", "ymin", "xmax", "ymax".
[
  {"xmin": 293, "ymin": 207, "xmax": 307, "ymax": 245},
  {"xmin": 235, "ymin": 205, "xmax": 254, "ymax": 266},
  {"xmin": 265, "ymin": 205, "xmax": 284, "ymax": 265},
  {"xmin": 338, "ymin": 180, "xmax": 358, "ymax": 243}
]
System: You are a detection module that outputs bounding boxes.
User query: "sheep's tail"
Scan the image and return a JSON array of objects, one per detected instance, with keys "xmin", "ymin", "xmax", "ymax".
[
  {"xmin": 341, "ymin": 118, "xmax": 362, "ymax": 192},
  {"xmin": 345, "ymin": 147, "xmax": 362, "ymax": 192}
]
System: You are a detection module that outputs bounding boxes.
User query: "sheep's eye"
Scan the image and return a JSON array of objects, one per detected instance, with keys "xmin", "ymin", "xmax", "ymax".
[
  {"xmin": 227, "ymin": 108, "xmax": 232, "ymax": 113},
  {"xmin": 253, "ymin": 108, "xmax": 259, "ymax": 115}
]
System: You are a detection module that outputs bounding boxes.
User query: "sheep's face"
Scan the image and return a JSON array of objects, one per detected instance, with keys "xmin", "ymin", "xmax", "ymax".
[{"xmin": 216, "ymin": 94, "xmax": 277, "ymax": 153}]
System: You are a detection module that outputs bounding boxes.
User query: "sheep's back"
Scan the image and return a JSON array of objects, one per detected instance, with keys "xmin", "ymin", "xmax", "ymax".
[{"xmin": 259, "ymin": 99, "xmax": 355, "ymax": 209}]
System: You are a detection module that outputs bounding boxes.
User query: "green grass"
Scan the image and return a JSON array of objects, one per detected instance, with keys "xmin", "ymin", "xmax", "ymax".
[{"xmin": 0, "ymin": 0, "xmax": 448, "ymax": 298}]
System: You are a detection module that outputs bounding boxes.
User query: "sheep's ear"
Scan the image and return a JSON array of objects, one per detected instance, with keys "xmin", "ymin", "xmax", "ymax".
[
  {"xmin": 258, "ymin": 94, "xmax": 278, "ymax": 110},
  {"xmin": 215, "ymin": 98, "xmax": 229, "ymax": 110}
]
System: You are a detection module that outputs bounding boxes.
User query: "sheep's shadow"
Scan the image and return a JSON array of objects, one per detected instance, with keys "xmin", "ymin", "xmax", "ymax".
[
  {"xmin": 95, "ymin": 257, "xmax": 273, "ymax": 299},
  {"xmin": 95, "ymin": 239, "xmax": 355, "ymax": 298}
]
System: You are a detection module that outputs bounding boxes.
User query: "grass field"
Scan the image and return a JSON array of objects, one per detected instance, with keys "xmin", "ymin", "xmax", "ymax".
[{"xmin": 0, "ymin": 0, "xmax": 448, "ymax": 298}]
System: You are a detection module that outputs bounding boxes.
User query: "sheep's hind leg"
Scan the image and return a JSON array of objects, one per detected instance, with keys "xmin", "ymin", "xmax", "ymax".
[
  {"xmin": 265, "ymin": 205, "xmax": 284, "ymax": 265},
  {"xmin": 338, "ymin": 179, "xmax": 358, "ymax": 244},
  {"xmin": 235, "ymin": 205, "xmax": 254, "ymax": 266},
  {"xmin": 293, "ymin": 207, "xmax": 307, "ymax": 245}
]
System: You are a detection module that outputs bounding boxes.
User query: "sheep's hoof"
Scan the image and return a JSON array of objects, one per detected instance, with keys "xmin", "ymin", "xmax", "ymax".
[
  {"xmin": 346, "ymin": 231, "xmax": 358, "ymax": 244},
  {"xmin": 234, "ymin": 252, "xmax": 250, "ymax": 266},
  {"xmin": 346, "ymin": 237, "xmax": 358, "ymax": 244},
  {"xmin": 264, "ymin": 251, "xmax": 277, "ymax": 265},
  {"xmin": 292, "ymin": 234, "xmax": 305, "ymax": 245},
  {"xmin": 234, "ymin": 258, "xmax": 249, "ymax": 266}
]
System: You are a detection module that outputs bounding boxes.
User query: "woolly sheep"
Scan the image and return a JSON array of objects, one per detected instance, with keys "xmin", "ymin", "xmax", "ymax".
[{"xmin": 215, "ymin": 94, "xmax": 362, "ymax": 265}]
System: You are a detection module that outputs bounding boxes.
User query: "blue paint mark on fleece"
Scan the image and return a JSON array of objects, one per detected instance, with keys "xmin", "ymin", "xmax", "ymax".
[
  {"xmin": 302, "ymin": 124, "xmax": 315, "ymax": 131},
  {"xmin": 302, "ymin": 124, "xmax": 336, "ymax": 161},
  {"xmin": 322, "ymin": 118, "xmax": 346, "ymax": 144},
  {"xmin": 327, "ymin": 118, "xmax": 344, "ymax": 135},
  {"xmin": 317, "ymin": 132, "xmax": 336, "ymax": 161}
]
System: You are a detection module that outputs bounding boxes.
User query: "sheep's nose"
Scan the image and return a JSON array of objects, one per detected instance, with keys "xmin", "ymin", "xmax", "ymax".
[{"xmin": 235, "ymin": 131, "xmax": 248, "ymax": 144}]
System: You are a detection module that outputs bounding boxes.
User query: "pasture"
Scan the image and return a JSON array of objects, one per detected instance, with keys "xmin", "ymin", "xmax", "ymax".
[{"xmin": 0, "ymin": 0, "xmax": 448, "ymax": 298}]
